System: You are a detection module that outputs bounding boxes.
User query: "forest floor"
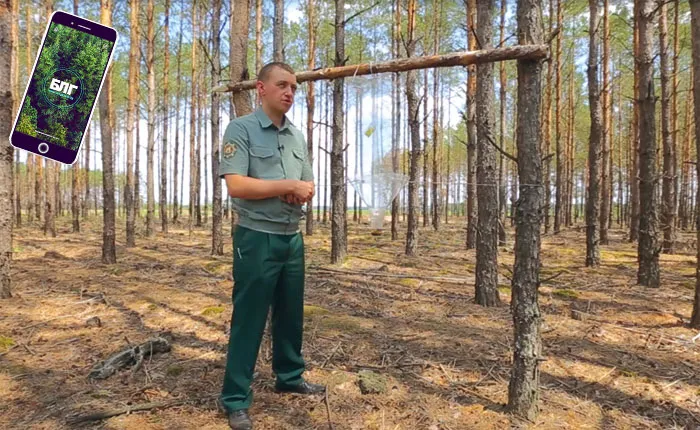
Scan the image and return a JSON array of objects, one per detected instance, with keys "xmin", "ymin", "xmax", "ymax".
[{"xmin": 1, "ymin": 215, "xmax": 699, "ymax": 429}]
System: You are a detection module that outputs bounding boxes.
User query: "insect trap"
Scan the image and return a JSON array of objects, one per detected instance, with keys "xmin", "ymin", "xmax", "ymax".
[{"xmin": 349, "ymin": 172, "xmax": 409, "ymax": 236}]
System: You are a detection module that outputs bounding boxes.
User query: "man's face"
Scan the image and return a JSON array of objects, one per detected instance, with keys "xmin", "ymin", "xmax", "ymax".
[{"xmin": 257, "ymin": 67, "xmax": 298, "ymax": 114}]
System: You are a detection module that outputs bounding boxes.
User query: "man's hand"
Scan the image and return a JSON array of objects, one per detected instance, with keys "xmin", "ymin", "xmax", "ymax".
[{"xmin": 281, "ymin": 181, "xmax": 314, "ymax": 205}]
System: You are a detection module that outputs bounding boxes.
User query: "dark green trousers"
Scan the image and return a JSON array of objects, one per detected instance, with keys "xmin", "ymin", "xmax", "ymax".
[{"xmin": 220, "ymin": 225, "xmax": 307, "ymax": 412}]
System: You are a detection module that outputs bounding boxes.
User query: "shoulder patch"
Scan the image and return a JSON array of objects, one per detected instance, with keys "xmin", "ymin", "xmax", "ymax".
[{"xmin": 223, "ymin": 142, "xmax": 237, "ymax": 158}]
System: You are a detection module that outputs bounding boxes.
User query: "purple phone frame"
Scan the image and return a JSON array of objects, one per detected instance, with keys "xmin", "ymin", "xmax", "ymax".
[{"xmin": 10, "ymin": 10, "xmax": 118, "ymax": 165}]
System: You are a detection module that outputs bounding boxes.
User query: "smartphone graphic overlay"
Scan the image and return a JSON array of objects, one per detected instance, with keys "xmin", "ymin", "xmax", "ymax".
[{"xmin": 10, "ymin": 11, "xmax": 117, "ymax": 165}]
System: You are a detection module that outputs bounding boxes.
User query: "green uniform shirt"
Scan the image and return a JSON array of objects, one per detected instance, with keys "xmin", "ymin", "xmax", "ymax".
[{"xmin": 219, "ymin": 105, "xmax": 314, "ymax": 235}]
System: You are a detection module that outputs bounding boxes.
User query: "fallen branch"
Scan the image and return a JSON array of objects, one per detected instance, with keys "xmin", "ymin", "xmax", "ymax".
[
  {"xmin": 324, "ymin": 389, "xmax": 334, "ymax": 430},
  {"xmin": 89, "ymin": 337, "xmax": 171, "ymax": 380},
  {"xmin": 67, "ymin": 395, "xmax": 216, "ymax": 424},
  {"xmin": 213, "ymin": 45, "xmax": 549, "ymax": 93}
]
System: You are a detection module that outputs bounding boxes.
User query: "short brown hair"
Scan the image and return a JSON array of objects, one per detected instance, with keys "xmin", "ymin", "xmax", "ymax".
[{"xmin": 257, "ymin": 62, "xmax": 296, "ymax": 82}]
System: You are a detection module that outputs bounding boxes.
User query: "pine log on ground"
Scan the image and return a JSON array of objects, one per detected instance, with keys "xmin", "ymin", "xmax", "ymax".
[{"xmin": 88, "ymin": 337, "xmax": 171, "ymax": 380}]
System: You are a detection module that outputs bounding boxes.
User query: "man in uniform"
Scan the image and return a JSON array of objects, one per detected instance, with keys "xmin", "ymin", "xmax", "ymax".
[{"xmin": 218, "ymin": 61, "xmax": 325, "ymax": 430}]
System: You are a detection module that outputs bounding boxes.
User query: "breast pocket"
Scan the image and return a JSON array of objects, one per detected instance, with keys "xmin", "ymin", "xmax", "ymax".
[
  {"xmin": 249, "ymin": 146, "xmax": 284, "ymax": 180},
  {"xmin": 287, "ymin": 148, "xmax": 305, "ymax": 180}
]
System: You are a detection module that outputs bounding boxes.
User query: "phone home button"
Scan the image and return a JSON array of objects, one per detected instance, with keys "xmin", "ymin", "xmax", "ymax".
[{"xmin": 38, "ymin": 142, "xmax": 49, "ymax": 154}]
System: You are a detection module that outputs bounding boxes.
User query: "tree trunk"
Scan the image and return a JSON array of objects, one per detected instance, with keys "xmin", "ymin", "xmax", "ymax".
[
  {"xmin": 100, "ymin": 0, "xmax": 116, "ymax": 264},
  {"xmin": 83, "ymin": 126, "xmax": 89, "ymax": 220},
  {"xmin": 255, "ymin": 0, "xmax": 262, "ymax": 104},
  {"xmin": 507, "ymin": 0, "xmax": 543, "ymax": 419},
  {"xmin": 636, "ymin": 0, "xmax": 660, "ymax": 288},
  {"xmin": 599, "ymin": 0, "xmax": 610, "ymax": 244},
  {"xmin": 305, "ymin": 0, "xmax": 316, "ymax": 236},
  {"xmin": 423, "ymin": 69, "xmax": 429, "ymax": 228},
  {"xmin": 680, "ymin": 71, "xmax": 693, "ymax": 230},
  {"xmin": 211, "ymin": 0, "xmax": 223, "ymax": 255},
  {"xmin": 195, "ymin": 63, "xmax": 203, "ymax": 228},
  {"xmin": 566, "ymin": 31, "xmax": 576, "ymax": 227},
  {"xmin": 475, "ymin": 0, "xmax": 501, "ymax": 307},
  {"xmin": 465, "ymin": 0, "xmax": 477, "ymax": 250},
  {"xmin": 688, "ymin": 0, "xmax": 700, "ymax": 327},
  {"xmin": 10, "ymin": 0, "xmax": 18, "ymax": 229},
  {"xmin": 0, "ymin": 0, "xmax": 14, "ymax": 299},
  {"xmin": 391, "ymin": 0, "xmax": 401, "ymax": 241},
  {"xmin": 330, "ymin": 0, "xmax": 347, "ymax": 264},
  {"xmin": 554, "ymin": 0, "xmax": 563, "ymax": 235},
  {"xmin": 672, "ymin": 0, "xmax": 679, "ymax": 232},
  {"xmin": 69, "ymin": 0, "xmax": 78, "ymax": 234},
  {"xmin": 404, "ymin": 0, "xmax": 420, "ymax": 257},
  {"xmin": 629, "ymin": 11, "xmax": 640, "ymax": 242},
  {"xmin": 126, "ymin": 0, "xmax": 139, "ymax": 245},
  {"xmin": 273, "ymin": 0, "xmax": 284, "ymax": 62},
  {"xmin": 189, "ymin": 0, "xmax": 198, "ymax": 235},
  {"xmin": 542, "ymin": 0, "xmax": 552, "ymax": 235},
  {"xmin": 173, "ymin": 0, "xmax": 183, "ymax": 224},
  {"xmin": 660, "ymin": 2, "xmax": 675, "ymax": 254},
  {"xmin": 431, "ymin": 0, "xmax": 442, "ymax": 232},
  {"xmin": 585, "ymin": 0, "xmax": 602, "ymax": 268},
  {"xmin": 498, "ymin": 0, "xmax": 507, "ymax": 246},
  {"xmin": 323, "ymin": 80, "xmax": 329, "ymax": 224},
  {"xmin": 146, "ymin": 0, "xmax": 156, "ymax": 237},
  {"xmin": 44, "ymin": 163, "xmax": 56, "ymax": 237},
  {"xmin": 160, "ymin": 0, "xmax": 170, "ymax": 234},
  {"xmin": 230, "ymin": 0, "xmax": 253, "ymax": 118}
]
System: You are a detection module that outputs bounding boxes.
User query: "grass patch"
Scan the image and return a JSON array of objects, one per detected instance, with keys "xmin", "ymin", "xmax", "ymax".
[
  {"xmin": 304, "ymin": 305, "xmax": 330, "ymax": 317},
  {"xmin": 398, "ymin": 278, "xmax": 419, "ymax": 287},
  {"xmin": 552, "ymin": 289, "xmax": 579, "ymax": 299},
  {"xmin": 498, "ymin": 284, "xmax": 511, "ymax": 294},
  {"xmin": 319, "ymin": 314, "xmax": 367, "ymax": 334},
  {"xmin": 0, "ymin": 335, "xmax": 15, "ymax": 351},
  {"xmin": 201, "ymin": 306, "xmax": 225, "ymax": 316},
  {"xmin": 204, "ymin": 261, "xmax": 228, "ymax": 275}
]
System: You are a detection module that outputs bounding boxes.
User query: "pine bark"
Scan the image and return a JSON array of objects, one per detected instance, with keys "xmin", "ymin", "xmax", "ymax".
[
  {"xmin": 660, "ymin": 2, "xmax": 675, "ymax": 253},
  {"xmin": 100, "ymin": 0, "xmax": 116, "ymax": 264},
  {"xmin": 475, "ymin": 0, "xmax": 500, "ymax": 307},
  {"xmin": 585, "ymin": 0, "xmax": 602, "ymax": 267},
  {"xmin": 211, "ymin": 0, "xmax": 223, "ymax": 255},
  {"xmin": 599, "ymin": 0, "xmax": 611, "ymax": 244},
  {"xmin": 465, "ymin": 0, "xmax": 477, "ymax": 250},
  {"xmin": 160, "ymin": 0, "xmax": 170, "ymax": 234},
  {"xmin": 636, "ymin": 0, "xmax": 660, "ymax": 288},
  {"xmin": 305, "ymin": 0, "xmax": 316, "ymax": 236},
  {"xmin": 273, "ymin": 0, "xmax": 284, "ymax": 62},
  {"xmin": 404, "ymin": 0, "xmax": 420, "ymax": 256},
  {"xmin": 688, "ymin": 0, "xmax": 700, "ymax": 327},
  {"xmin": 507, "ymin": 0, "xmax": 543, "ymax": 419},
  {"xmin": 0, "ymin": 0, "xmax": 14, "ymax": 299},
  {"xmin": 330, "ymin": 0, "xmax": 347, "ymax": 263}
]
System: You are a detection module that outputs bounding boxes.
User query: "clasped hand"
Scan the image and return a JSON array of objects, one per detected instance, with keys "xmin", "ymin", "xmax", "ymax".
[{"xmin": 280, "ymin": 180, "xmax": 315, "ymax": 205}]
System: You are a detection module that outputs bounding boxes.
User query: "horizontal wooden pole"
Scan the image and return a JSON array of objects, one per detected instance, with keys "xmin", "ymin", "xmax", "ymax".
[{"xmin": 212, "ymin": 44, "xmax": 549, "ymax": 94}]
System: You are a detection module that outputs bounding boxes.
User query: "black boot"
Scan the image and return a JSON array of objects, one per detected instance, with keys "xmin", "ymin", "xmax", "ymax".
[
  {"xmin": 275, "ymin": 380, "xmax": 326, "ymax": 395},
  {"xmin": 228, "ymin": 409, "xmax": 253, "ymax": 430}
]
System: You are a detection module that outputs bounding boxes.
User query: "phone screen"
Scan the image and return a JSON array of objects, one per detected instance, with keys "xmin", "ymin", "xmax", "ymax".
[{"xmin": 11, "ymin": 12, "xmax": 116, "ymax": 164}]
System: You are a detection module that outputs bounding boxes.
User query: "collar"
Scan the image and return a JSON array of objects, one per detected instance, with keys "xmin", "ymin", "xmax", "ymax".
[{"xmin": 255, "ymin": 105, "xmax": 292, "ymax": 131}]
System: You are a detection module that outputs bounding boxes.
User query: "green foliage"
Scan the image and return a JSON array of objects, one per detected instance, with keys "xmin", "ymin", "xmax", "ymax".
[
  {"xmin": 16, "ymin": 22, "xmax": 113, "ymax": 149},
  {"xmin": 0, "ymin": 335, "xmax": 15, "ymax": 350},
  {"xmin": 15, "ymin": 96, "xmax": 38, "ymax": 137},
  {"xmin": 552, "ymin": 289, "xmax": 579, "ymax": 299},
  {"xmin": 201, "ymin": 306, "xmax": 225, "ymax": 316}
]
